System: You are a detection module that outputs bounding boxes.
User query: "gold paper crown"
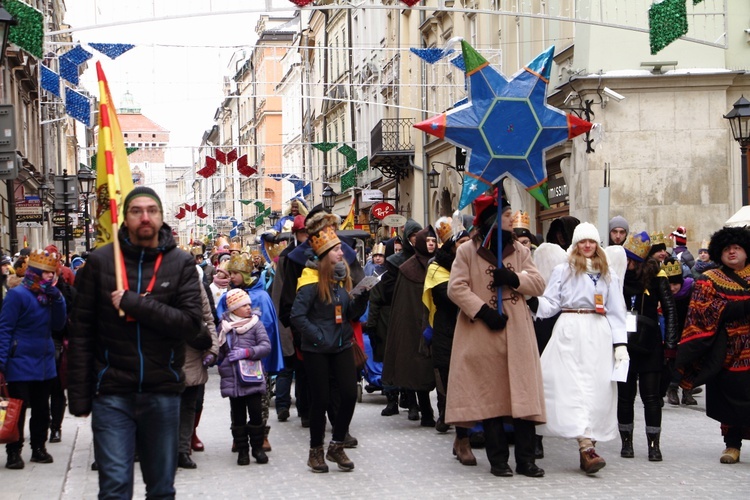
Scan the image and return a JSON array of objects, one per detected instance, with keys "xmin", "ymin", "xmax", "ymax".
[
  {"xmin": 512, "ymin": 211, "xmax": 530, "ymax": 231},
  {"xmin": 28, "ymin": 250, "xmax": 59, "ymax": 272},
  {"xmin": 227, "ymin": 253, "xmax": 253, "ymax": 273},
  {"xmin": 661, "ymin": 261, "xmax": 683, "ymax": 278},
  {"xmin": 623, "ymin": 232, "xmax": 651, "ymax": 261},
  {"xmin": 228, "ymin": 241, "xmax": 242, "ymax": 253},
  {"xmin": 372, "ymin": 242, "xmax": 386, "ymax": 256},
  {"xmin": 265, "ymin": 240, "xmax": 287, "ymax": 261},
  {"xmin": 435, "ymin": 217, "xmax": 453, "ymax": 244},
  {"xmin": 699, "ymin": 239, "xmax": 710, "ymax": 250},
  {"xmin": 214, "ymin": 236, "xmax": 230, "ymax": 253},
  {"xmin": 649, "ymin": 231, "xmax": 669, "ymax": 248},
  {"xmin": 190, "ymin": 246, "xmax": 204, "ymax": 257},
  {"xmin": 310, "ymin": 225, "xmax": 341, "ymax": 256},
  {"xmin": 215, "ymin": 260, "xmax": 230, "ymax": 275}
]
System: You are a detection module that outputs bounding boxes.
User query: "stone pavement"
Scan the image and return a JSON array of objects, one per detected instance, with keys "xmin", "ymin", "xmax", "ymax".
[{"xmin": 2, "ymin": 371, "xmax": 749, "ymax": 499}]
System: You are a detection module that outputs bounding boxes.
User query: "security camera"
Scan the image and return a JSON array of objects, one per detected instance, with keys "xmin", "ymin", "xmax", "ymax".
[{"xmin": 602, "ymin": 87, "xmax": 625, "ymax": 102}]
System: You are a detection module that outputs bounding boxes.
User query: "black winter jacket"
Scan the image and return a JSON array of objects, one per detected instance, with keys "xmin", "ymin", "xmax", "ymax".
[{"xmin": 68, "ymin": 224, "xmax": 203, "ymax": 415}]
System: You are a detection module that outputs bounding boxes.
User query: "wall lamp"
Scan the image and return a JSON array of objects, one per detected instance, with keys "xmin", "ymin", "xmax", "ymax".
[{"xmin": 430, "ymin": 161, "xmax": 464, "ymax": 187}]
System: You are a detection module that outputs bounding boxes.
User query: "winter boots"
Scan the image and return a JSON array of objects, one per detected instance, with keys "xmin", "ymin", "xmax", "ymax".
[
  {"xmin": 262, "ymin": 425, "xmax": 272, "ymax": 452},
  {"xmin": 326, "ymin": 441, "xmax": 354, "ymax": 471},
  {"xmin": 381, "ymin": 390, "xmax": 399, "ymax": 416},
  {"xmin": 666, "ymin": 384, "xmax": 680, "ymax": 406},
  {"xmin": 578, "ymin": 438, "xmax": 605, "ymax": 474},
  {"xmin": 619, "ymin": 424, "xmax": 634, "ymax": 458},
  {"xmin": 308, "ymin": 445, "xmax": 329, "ymax": 473},
  {"xmin": 534, "ymin": 435, "xmax": 544, "ymax": 459},
  {"xmin": 720, "ymin": 447, "xmax": 740, "ymax": 464},
  {"xmin": 417, "ymin": 391, "xmax": 435, "ymax": 427},
  {"xmin": 248, "ymin": 424, "xmax": 269, "ymax": 464},
  {"xmin": 30, "ymin": 448, "xmax": 53, "ymax": 464},
  {"xmin": 452, "ymin": 436, "xmax": 477, "ymax": 466},
  {"xmin": 232, "ymin": 426, "xmax": 250, "ymax": 466},
  {"xmin": 647, "ymin": 428, "xmax": 662, "ymax": 462},
  {"xmin": 682, "ymin": 389, "xmax": 698, "ymax": 405},
  {"xmin": 191, "ymin": 409, "xmax": 204, "ymax": 452},
  {"xmin": 5, "ymin": 449, "xmax": 24, "ymax": 470}
]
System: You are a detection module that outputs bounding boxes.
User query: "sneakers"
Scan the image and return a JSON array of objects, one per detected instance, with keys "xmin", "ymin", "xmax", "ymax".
[
  {"xmin": 308, "ymin": 446, "xmax": 329, "ymax": 473},
  {"xmin": 326, "ymin": 441, "xmax": 354, "ymax": 471},
  {"xmin": 579, "ymin": 447, "xmax": 606, "ymax": 474},
  {"xmin": 30, "ymin": 448, "xmax": 53, "ymax": 464},
  {"xmin": 720, "ymin": 447, "xmax": 740, "ymax": 464}
]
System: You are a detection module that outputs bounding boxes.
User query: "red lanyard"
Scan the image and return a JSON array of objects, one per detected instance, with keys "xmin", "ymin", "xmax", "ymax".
[{"xmin": 121, "ymin": 253, "xmax": 163, "ymax": 296}]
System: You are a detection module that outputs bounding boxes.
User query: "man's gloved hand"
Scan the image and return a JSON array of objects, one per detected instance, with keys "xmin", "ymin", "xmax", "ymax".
[
  {"xmin": 614, "ymin": 345, "xmax": 630, "ymax": 369},
  {"xmin": 227, "ymin": 348, "xmax": 251, "ymax": 362},
  {"xmin": 475, "ymin": 304, "xmax": 508, "ymax": 331},
  {"xmin": 422, "ymin": 326, "xmax": 434, "ymax": 346},
  {"xmin": 526, "ymin": 297, "xmax": 539, "ymax": 313},
  {"xmin": 46, "ymin": 286, "xmax": 63, "ymax": 302},
  {"xmin": 202, "ymin": 354, "xmax": 216, "ymax": 367},
  {"xmin": 490, "ymin": 266, "xmax": 520, "ymax": 289}
]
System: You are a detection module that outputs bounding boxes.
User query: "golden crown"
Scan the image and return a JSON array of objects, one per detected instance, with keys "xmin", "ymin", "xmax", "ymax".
[
  {"xmin": 435, "ymin": 217, "xmax": 453, "ymax": 244},
  {"xmin": 699, "ymin": 239, "xmax": 710, "ymax": 250},
  {"xmin": 649, "ymin": 231, "xmax": 669, "ymax": 247},
  {"xmin": 265, "ymin": 240, "xmax": 287, "ymax": 260},
  {"xmin": 190, "ymin": 246, "xmax": 203, "ymax": 257},
  {"xmin": 227, "ymin": 253, "xmax": 253, "ymax": 273},
  {"xmin": 512, "ymin": 211, "xmax": 530, "ymax": 231},
  {"xmin": 624, "ymin": 232, "xmax": 651, "ymax": 260},
  {"xmin": 228, "ymin": 241, "xmax": 242, "ymax": 252},
  {"xmin": 661, "ymin": 261, "xmax": 683, "ymax": 278},
  {"xmin": 309, "ymin": 224, "xmax": 341, "ymax": 256},
  {"xmin": 372, "ymin": 242, "xmax": 386, "ymax": 256},
  {"xmin": 28, "ymin": 250, "xmax": 59, "ymax": 272}
]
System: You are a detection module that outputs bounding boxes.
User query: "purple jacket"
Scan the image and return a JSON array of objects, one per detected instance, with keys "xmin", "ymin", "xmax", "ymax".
[{"xmin": 217, "ymin": 316, "xmax": 271, "ymax": 398}]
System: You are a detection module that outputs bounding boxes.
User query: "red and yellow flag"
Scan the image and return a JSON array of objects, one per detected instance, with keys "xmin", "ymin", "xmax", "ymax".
[
  {"xmin": 95, "ymin": 61, "xmax": 134, "ymax": 249},
  {"xmin": 23, "ymin": 235, "xmax": 28, "ymax": 248},
  {"xmin": 340, "ymin": 194, "xmax": 356, "ymax": 230}
]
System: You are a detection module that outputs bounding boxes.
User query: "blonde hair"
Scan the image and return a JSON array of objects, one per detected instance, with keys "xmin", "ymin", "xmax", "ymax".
[
  {"xmin": 316, "ymin": 255, "xmax": 352, "ymax": 304},
  {"xmin": 569, "ymin": 242, "xmax": 610, "ymax": 279}
]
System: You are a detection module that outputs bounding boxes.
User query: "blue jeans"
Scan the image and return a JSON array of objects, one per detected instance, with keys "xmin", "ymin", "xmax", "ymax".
[{"xmin": 92, "ymin": 393, "xmax": 180, "ymax": 500}]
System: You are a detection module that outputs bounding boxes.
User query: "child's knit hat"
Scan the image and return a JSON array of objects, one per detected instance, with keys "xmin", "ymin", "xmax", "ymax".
[{"xmin": 226, "ymin": 288, "xmax": 251, "ymax": 312}]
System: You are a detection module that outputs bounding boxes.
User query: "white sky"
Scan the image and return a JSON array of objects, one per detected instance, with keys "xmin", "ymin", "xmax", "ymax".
[{"xmin": 61, "ymin": 0, "xmax": 294, "ymax": 166}]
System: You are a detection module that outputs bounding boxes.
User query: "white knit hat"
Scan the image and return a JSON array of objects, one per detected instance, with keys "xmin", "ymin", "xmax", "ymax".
[
  {"xmin": 570, "ymin": 222, "xmax": 601, "ymax": 249},
  {"xmin": 226, "ymin": 288, "xmax": 251, "ymax": 312}
]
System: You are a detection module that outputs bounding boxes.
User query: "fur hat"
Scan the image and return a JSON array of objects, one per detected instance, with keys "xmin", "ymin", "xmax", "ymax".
[
  {"xmin": 569, "ymin": 222, "xmax": 601, "ymax": 249},
  {"xmin": 708, "ymin": 226, "xmax": 750, "ymax": 266},
  {"xmin": 306, "ymin": 212, "xmax": 341, "ymax": 256},
  {"xmin": 123, "ymin": 186, "xmax": 163, "ymax": 213},
  {"xmin": 609, "ymin": 215, "xmax": 629, "ymax": 233},
  {"xmin": 671, "ymin": 226, "xmax": 687, "ymax": 246},
  {"xmin": 225, "ymin": 288, "xmax": 251, "ymax": 312},
  {"xmin": 624, "ymin": 231, "xmax": 651, "ymax": 262}
]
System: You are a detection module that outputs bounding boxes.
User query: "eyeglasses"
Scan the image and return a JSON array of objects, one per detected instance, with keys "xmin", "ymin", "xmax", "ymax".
[{"xmin": 127, "ymin": 207, "xmax": 161, "ymax": 217}]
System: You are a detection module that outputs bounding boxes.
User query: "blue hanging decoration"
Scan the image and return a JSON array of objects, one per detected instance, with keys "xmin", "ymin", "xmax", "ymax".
[
  {"xmin": 410, "ymin": 47, "xmax": 454, "ymax": 65},
  {"xmin": 89, "ymin": 43, "xmax": 135, "ymax": 59},
  {"xmin": 59, "ymin": 45, "xmax": 92, "ymax": 85},
  {"xmin": 450, "ymin": 54, "xmax": 466, "ymax": 72},
  {"xmin": 40, "ymin": 65, "xmax": 61, "ymax": 97},
  {"xmin": 65, "ymin": 87, "xmax": 91, "ymax": 127}
]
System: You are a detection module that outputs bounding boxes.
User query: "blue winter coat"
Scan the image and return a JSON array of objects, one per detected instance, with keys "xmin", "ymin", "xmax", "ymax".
[
  {"xmin": 217, "ymin": 316, "xmax": 271, "ymax": 398},
  {"xmin": 0, "ymin": 286, "xmax": 66, "ymax": 382}
]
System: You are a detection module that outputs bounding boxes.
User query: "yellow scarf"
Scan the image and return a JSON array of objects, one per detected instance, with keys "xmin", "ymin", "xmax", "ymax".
[{"xmin": 422, "ymin": 262, "xmax": 451, "ymax": 327}]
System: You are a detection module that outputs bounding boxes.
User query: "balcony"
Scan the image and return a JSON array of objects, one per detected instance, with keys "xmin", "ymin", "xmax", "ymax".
[{"xmin": 370, "ymin": 118, "xmax": 415, "ymax": 180}]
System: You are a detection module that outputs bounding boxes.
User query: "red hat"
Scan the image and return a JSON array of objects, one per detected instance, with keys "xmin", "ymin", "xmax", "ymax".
[{"xmin": 292, "ymin": 214, "xmax": 306, "ymax": 233}]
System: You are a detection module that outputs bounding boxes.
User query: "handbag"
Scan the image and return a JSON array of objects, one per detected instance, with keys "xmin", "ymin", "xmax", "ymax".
[
  {"xmin": 236, "ymin": 359, "xmax": 264, "ymax": 385},
  {"xmin": 351, "ymin": 341, "xmax": 368, "ymax": 370},
  {"xmin": 0, "ymin": 374, "xmax": 23, "ymax": 444}
]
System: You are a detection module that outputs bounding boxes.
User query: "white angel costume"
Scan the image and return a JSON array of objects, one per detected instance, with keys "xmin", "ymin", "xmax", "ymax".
[{"xmin": 534, "ymin": 243, "xmax": 627, "ymax": 442}]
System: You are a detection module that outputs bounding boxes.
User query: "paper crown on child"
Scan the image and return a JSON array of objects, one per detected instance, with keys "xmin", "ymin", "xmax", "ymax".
[
  {"xmin": 228, "ymin": 241, "xmax": 242, "ymax": 253},
  {"xmin": 28, "ymin": 250, "xmax": 59, "ymax": 272},
  {"xmin": 512, "ymin": 211, "xmax": 530, "ymax": 231},
  {"xmin": 699, "ymin": 239, "xmax": 710, "ymax": 252},
  {"xmin": 661, "ymin": 260, "xmax": 683, "ymax": 279},
  {"xmin": 227, "ymin": 253, "xmax": 253, "ymax": 274},
  {"xmin": 624, "ymin": 231, "xmax": 651, "ymax": 262},
  {"xmin": 371, "ymin": 242, "xmax": 386, "ymax": 256},
  {"xmin": 434, "ymin": 216, "xmax": 453, "ymax": 244},
  {"xmin": 226, "ymin": 288, "xmax": 251, "ymax": 312},
  {"xmin": 649, "ymin": 231, "xmax": 669, "ymax": 248}
]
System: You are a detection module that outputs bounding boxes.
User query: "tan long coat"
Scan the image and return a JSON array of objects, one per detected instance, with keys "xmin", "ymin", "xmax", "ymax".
[{"xmin": 446, "ymin": 239, "xmax": 546, "ymax": 427}]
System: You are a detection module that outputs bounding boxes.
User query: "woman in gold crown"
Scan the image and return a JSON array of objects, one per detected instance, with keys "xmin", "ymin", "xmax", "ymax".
[
  {"xmin": 618, "ymin": 231, "xmax": 678, "ymax": 462},
  {"xmin": 0, "ymin": 250, "xmax": 67, "ymax": 470},
  {"xmin": 291, "ymin": 212, "xmax": 369, "ymax": 473}
]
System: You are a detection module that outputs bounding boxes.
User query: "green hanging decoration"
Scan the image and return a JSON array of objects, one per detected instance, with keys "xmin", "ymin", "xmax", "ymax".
[
  {"xmin": 356, "ymin": 157, "xmax": 368, "ymax": 174},
  {"xmin": 5, "ymin": 0, "xmax": 44, "ymax": 59},
  {"xmin": 312, "ymin": 142, "xmax": 337, "ymax": 152},
  {"xmin": 340, "ymin": 168, "xmax": 356, "ymax": 191},
  {"xmin": 337, "ymin": 145, "xmax": 358, "ymax": 166},
  {"xmin": 90, "ymin": 147, "xmax": 138, "ymax": 170},
  {"xmin": 239, "ymin": 199, "xmax": 253, "ymax": 206},
  {"xmin": 648, "ymin": 0, "xmax": 688, "ymax": 55},
  {"xmin": 693, "ymin": 0, "xmax": 704, "ymax": 4}
]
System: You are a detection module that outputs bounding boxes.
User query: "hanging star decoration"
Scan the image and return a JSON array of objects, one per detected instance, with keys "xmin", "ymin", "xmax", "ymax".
[{"xmin": 414, "ymin": 41, "xmax": 592, "ymax": 209}]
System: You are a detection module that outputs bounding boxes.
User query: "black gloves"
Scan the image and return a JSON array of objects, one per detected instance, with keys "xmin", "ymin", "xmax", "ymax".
[
  {"xmin": 490, "ymin": 266, "xmax": 520, "ymax": 289},
  {"xmin": 526, "ymin": 297, "xmax": 539, "ymax": 313},
  {"xmin": 475, "ymin": 304, "xmax": 508, "ymax": 331}
]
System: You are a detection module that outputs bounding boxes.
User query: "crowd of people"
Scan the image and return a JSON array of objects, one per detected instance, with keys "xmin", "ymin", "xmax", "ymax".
[{"xmin": 2, "ymin": 185, "xmax": 750, "ymax": 497}]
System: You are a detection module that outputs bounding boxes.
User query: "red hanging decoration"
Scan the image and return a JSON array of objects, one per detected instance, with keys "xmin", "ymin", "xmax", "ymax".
[
  {"xmin": 401, "ymin": 0, "xmax": 421, "ymax": 6},
  {"xmin": 227, "ymin": 148, "xmax": 238, "ymax": 164},
  {"xmin": 237, "ymin": 154, "xmax": 248, "ymax": 168},
  {"xmin": 215, "ymin": 149, "xmax": 227, "ymax": 165},
  {"xmin": 189, "ymin": 204, "xmax": 197, "ymax": 212},
  {"xmin": 197, "ymin": 156, "xmax": 217, "ymax": 178},
  {"xmin": 238, "ymin": 164, "xmax": 257, "ymax": 177},
  {"xmin": 196, "ymin": 207, "xmax": 208, "ymax": 219},
  {"xmin": 175, "ymin": 207, "xmax": 186, "ymax": 219},
  {"xmin": 289, "ymin": 0, "xmax": 314, "ymax": 6}
]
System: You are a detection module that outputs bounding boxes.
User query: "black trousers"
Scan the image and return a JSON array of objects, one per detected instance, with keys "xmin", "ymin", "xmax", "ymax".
[
  {"xmin": 484, "ymin": 416, "xmax": 536, "ymax": 466},
  {"xmin": 229, "ymin": 393, "xmax": 263, "ymax": 428},
  {"xmin": 303, "ymin": 349, "xmax": 357, "ymax": 448},
  {"xmin": 617, "ymin": 370, "xmax": 662, "ymax": 428},
  {"xmin": 6, "ymin": 380, "xmax": 52, "ymax": 452},
  {"xmin": 436, "ymin": 365, "xmax": 467, "ymax": 438}
]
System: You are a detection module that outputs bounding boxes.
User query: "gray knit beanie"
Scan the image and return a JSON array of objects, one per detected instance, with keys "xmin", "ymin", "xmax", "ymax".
[{"xmin": 609, "ymin": 215, "xmax": 629, "ymax": 233}]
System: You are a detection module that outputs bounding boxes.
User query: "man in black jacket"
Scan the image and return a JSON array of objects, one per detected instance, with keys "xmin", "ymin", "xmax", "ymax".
[{"xmin": 69, "ymin": 187, "xmax": 202, "ymax": 499}]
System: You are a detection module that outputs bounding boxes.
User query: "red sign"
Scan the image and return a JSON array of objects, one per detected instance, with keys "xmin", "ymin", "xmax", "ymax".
[{"xmin": 371, "ymin": 202, "xmax": 396, "ymax": 220}]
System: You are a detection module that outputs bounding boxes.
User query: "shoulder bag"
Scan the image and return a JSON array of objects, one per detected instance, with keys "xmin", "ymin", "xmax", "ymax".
[{"xmin": 0, "ymin": 373, "xmax": 22, "ymax": 444}]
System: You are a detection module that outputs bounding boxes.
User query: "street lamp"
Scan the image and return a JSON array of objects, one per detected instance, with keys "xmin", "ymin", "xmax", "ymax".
[
  {"xmin": 268, "ymin": 211, "xmax": 280, "ymax": 228},
  {"xmin": 369, "ymin": 213, "xmax": 380, "ymax": 240},
  {"xmin": 431, "ymin": 161, "xmax": 464, "ymax": 186},
  {"xmin": 0, "ymin": 5, "xmax": 17, "ymax": 58},
  {"xmin": 322, "ymin": 184, "xmax": 336, "ymax": 211},
  {"xmin": 77, "ymin": 166, "xmax": 96, "ymax": 251},
  {"xmin": 724, "ymin": 96, "xmax": 750, "ymax": 206},
  {"xmin": 428, "ymin": 166, "xmax": 440, "ymax": 189}
]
